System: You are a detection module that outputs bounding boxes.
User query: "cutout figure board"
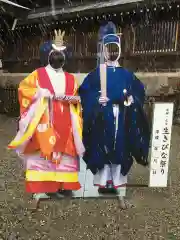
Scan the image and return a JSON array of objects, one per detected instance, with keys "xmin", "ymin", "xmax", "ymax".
[
  {"xmin": 71, "ymin": 158, "xmax": 126, "ymax": 198},
  {"xmin": 72, "ymin": 102, "xmax": 174, "ymax": 198}
]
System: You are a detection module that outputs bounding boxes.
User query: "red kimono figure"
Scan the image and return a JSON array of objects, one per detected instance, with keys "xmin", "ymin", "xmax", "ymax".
[{"xmin": 8, "ymin": 30, "xmax": 84, "ymax": 208}]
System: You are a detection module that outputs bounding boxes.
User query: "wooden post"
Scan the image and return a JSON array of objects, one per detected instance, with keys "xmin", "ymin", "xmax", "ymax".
[
  {"xmin": 100, "ymin": 63, "xmax": 107, "ymax": 99},
  {"xmin": 175, "ymin": 21, "xmax": 179, "ymax": 51}
]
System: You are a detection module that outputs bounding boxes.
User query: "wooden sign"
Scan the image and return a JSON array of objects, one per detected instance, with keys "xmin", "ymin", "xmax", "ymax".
[{"xmin": 149, "ymin": 103, "xmax": 174, "ymax": 187}]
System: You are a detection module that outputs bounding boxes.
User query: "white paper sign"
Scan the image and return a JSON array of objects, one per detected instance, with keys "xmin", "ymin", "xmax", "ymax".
[{"xmin": 149, "ymin": 103, "xmax": 174, "ymax": 187}]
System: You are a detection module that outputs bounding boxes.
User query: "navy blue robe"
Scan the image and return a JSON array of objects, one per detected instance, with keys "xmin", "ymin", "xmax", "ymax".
[{"xmin": 79, "ymin": 66, "xmax": 150, "ymax": 176}]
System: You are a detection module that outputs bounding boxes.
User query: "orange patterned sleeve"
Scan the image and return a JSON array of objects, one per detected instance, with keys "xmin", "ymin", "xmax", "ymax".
[{"xmin": 18, "ymin": 71, "xmax": 38, "ymax": 115}]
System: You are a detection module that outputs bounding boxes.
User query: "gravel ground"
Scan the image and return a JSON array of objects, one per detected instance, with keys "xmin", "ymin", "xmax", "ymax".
[{"xmin": 0, "ymin": 114, "xmax": 180, "ymax": 240}]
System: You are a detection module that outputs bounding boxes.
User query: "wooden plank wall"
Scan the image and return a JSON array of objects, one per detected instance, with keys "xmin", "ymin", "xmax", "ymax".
[
  {"xmin": 2, "ymin": 21, "xmax": 180, "ymax": 72},
  {"xmin": 131, "ymin": 21, "xmax": 179, "ymax": 54}
]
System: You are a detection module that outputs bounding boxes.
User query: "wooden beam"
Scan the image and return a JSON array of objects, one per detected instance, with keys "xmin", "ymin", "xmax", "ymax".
[
  {"xmin": 27, "ymin": 0, "xmax": 144, "ymax": 20},
  {"xmin": 0, "ymin": 2, "xmax": 30, "ymax": 18},
  {"xmin": 0, "ymin": 0, "xmax": 30, "ymax": 10}
]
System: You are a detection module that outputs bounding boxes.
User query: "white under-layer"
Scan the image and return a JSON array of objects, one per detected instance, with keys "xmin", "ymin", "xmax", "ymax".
[
  {"xmin": 93, "ymin": 104, "xmax": 128, "ymax": 188},
  {"xmin": 45, "ymin": 64, "xmax": 65, "ymax": 96},
  {"xmin": 94, "ymin": 164, "xmax": 127, "ymax": 188}
]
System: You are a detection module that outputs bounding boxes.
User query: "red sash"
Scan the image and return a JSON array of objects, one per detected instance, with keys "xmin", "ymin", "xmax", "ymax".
[
  {"xmin": 37, "ymin": 68, "xmax": 77, "ymax": 156},
  {"xmin": 37, "ymin": 67, "xmax": 75, "ymax": 95}
]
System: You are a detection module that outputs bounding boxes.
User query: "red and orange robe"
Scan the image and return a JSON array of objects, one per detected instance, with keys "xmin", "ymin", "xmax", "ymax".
[{"xmin": 8, "ymin": 67, "xmax": 84, "ymax": 193}]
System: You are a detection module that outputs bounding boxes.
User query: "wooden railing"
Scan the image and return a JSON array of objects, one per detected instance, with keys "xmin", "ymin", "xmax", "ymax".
[
  {"xmin": 2, "ymin": 21, "xmax": 180, "ymax": 72},
  {"xmin": 2, "ymin": 26, "xmax": 123, "ymax": 62},
  {"xmin": 131, "ymin": 21, "xmax": 179, "ymax": 54}
]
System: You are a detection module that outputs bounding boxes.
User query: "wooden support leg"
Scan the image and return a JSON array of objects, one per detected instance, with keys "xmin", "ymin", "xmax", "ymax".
[
  {"xmin": 29, "ymin": 193, "xmax": 50, "ymax": 211},
  {"xmin": 118, "ymin": 196, "xmax": 135, "ymax": 210},
  {"xmin": 167, "ymin": 176, "xmax": 172, "ymax": 195},
  {"xmin": 56, "ymin": 190, "xmax": 73, "ymax": 198}
]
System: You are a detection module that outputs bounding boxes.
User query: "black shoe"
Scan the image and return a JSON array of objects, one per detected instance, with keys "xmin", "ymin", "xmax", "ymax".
[{"xmin": 98, "ymin": 187, "xmax": 117, "ymax": 194}]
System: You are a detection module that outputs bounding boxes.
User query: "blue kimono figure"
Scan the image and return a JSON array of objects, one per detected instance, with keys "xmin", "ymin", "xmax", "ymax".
[{"xmin": 79, "ymin": 22, "xmax": 150, "ymax": 193}]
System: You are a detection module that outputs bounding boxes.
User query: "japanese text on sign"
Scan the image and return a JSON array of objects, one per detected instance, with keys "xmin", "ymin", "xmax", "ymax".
[{"xmin": 149, "ymin": 103, "xmax": 173, "ymax": 187}]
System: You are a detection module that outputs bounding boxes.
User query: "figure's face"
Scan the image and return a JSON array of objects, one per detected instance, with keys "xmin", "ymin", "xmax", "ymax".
[
  {"xmin": 104, "ymin": 43, "xmax": 121, "ymax": 62},
  {"xmin": 48, "ymin": 50, "xmax": 65, "ymax": 69}
]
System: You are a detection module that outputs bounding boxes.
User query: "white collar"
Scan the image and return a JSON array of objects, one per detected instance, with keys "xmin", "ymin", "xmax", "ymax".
[
  {"xmin": 46, "ymin": 64, "xmax": 63, "ymax": 73},
  {"xmin": 106, "ymin": 61, "xmax": 119, "ymax": 67}
]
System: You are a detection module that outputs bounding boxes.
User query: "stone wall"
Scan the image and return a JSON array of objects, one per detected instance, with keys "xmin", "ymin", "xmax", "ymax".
[
  {"xmin": 0, "ymin": 71, "xmax": 180, "ymax": 121},
  {"xmin": 0, "ymin": 72, "xmax": 180, "ymax": 96}
]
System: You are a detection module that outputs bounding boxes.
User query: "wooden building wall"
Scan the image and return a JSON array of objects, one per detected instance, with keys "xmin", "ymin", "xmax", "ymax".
[{"xmin": 2, "ymin": 3, "xmax": 180, "ymax": 73}]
